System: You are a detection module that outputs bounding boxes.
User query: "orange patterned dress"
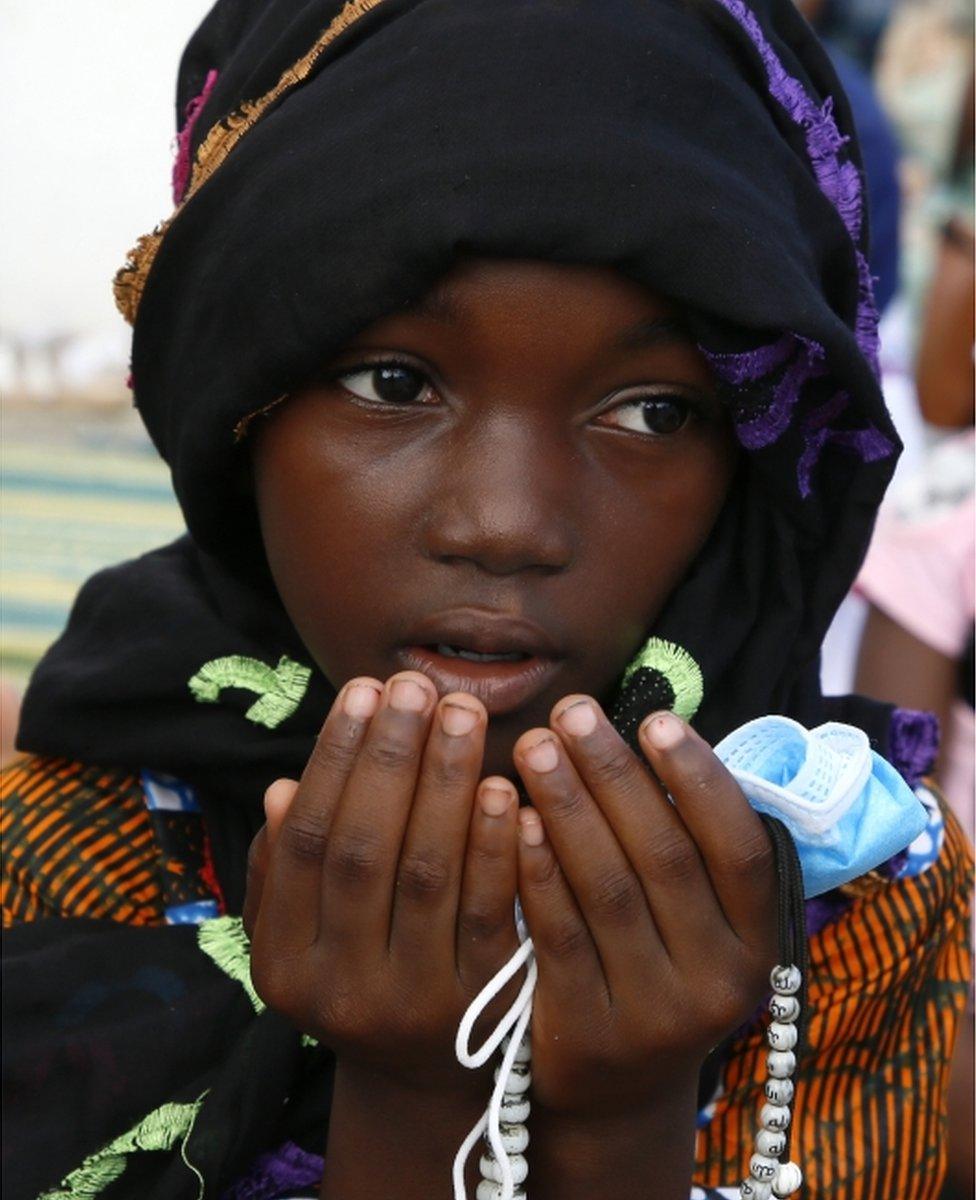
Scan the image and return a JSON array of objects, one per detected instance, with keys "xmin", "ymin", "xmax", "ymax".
[{"xmin": 2, "ymin": 756, "xmax": 972, "ymax": 1199}]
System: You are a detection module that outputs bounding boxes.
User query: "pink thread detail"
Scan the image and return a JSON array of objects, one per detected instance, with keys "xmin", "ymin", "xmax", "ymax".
[{"xmin": 172, "ymin": 69, "xmax": 219, "ymax": 205}]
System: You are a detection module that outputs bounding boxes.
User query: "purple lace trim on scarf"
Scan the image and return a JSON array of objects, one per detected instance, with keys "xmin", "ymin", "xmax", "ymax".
[
  {"xmin": 733, "ymin": 338, "xmax": 826, "ymax": 451},
  {"xmin": 888, "ymin": 706, "xmax": 940, "ymax": 786},
  {"xmin": 796, "ymin": 391, "xmax": 894, "ymax": 498},
  {"xmin": 700, "ymin": 0, "xmax": 892, "ymax": 491},
  {"xmin": 221, "ymin": 1140, "xmax": 324, "ymax": 1200},
  {"xmin": 172, "ymin": 69, "xmax": 219, "ymax": 206}
]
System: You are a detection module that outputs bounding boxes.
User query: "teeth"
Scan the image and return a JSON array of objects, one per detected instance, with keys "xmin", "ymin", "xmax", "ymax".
[{"xmin": 436, "ymin": 643, "xmax": 526, "ymax": 663}]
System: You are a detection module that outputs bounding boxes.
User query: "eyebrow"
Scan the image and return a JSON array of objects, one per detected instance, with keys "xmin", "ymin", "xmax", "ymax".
[
  {"xmin": 611, "ymin": 317, "xmax": 696, "ymax": 351},
  {"xmin": 404, "ymin": 290, "xmax": 695, "ymax": 351}
]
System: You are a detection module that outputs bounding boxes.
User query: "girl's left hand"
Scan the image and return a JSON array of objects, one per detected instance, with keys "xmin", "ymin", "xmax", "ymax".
[{"xmin": 514, "ymin": 698, "xmax": 778, "ymax": 1120}]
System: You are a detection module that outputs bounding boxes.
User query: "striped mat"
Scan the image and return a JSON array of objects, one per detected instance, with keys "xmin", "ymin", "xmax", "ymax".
[{"xmin": 2, "ymin": 408, "xmax": 184, "ymax": 684}]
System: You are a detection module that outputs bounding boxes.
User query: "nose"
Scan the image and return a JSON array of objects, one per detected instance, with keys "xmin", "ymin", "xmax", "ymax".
[{"xmin": 422, "ymin": 416, "xmax": 576, "ymax": 576}]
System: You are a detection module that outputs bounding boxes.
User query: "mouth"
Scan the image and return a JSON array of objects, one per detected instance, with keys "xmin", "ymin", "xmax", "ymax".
[{"xmin": 395, "ymin": 610, "xmax": 564, "ymax": 716}]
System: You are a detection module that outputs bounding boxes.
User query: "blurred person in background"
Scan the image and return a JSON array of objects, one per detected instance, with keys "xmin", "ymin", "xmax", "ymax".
[{"xmin": 855, "ymin": 69, "xmax": 974, "ymax": 1200}]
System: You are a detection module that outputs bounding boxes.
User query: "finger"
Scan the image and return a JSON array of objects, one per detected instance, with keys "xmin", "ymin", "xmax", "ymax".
[
  {"xmin": 513, "ymin": 729, "xmax": 662, "ymax": 992},
  {"xmin": 264, "ymin": 777, "xmax": 299, "ymax": 846},
  {"xmin": 390, "ymin": 693, "xmax": 488, "ymax": 964},
  {"xmin": 550, "ymin": 696, "xmax": 727, "ymax": 960},
  {"xmin": 456, "ymin": 777, "xmax": 519, "ymax": 989},
  {"xmin": 639, "ymin": 711, "xmax": 776, "ymax": 950},
  {"xmin": 242, "ymin": 778, "xmax": 300, "ymax": 938},
  {"xmin": 243, "ymin": 825, "xmax": 268, "ymax": 940},
  {"xmin": 516, "ymin": 807, "xmax": 606, "ymax": 1005},
  {"xmin": 257, "ymin": 678, "xmax": 381, "ymax": 956},
  {"xmin": 320, "ymin": 671, "xmax": 437, "ymax": 949}
]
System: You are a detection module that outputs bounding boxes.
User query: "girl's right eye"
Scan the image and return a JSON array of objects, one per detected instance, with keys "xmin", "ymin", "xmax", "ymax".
[{"xmin": 335, "ymin": 363, "xmax": 435, "ymax": 406}]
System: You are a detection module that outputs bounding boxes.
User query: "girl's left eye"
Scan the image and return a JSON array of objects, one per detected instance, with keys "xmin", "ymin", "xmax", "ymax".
[
  {"xmin": 598, "ymin": 394, "xmax": 694, "ymax": 436},
  {"xmin": 336, "ymin": 363, "xmax": 435, "ymax": 405}
]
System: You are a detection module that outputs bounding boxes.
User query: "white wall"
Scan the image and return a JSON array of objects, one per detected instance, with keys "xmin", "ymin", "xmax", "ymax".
[{"xmin": 1, "ymin": 1, "xmax": 211, "ymax": 346}]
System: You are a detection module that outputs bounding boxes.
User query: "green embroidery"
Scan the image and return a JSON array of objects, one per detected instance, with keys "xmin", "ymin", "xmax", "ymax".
[
  {"xmin": 38, "ymin": 1095, "xmax": 207, "ymax": 1200},
  {"xmin": 187, "ymin": 654, "xmax": 311, "ymax": 729},
  {"xmin": 198, "ymin": 915, "xmax": 264, "ymax": 1014},
  {"xmin": 197, "ymin": 916, "xmax": 318, "ymax": 1048},
  {"xmin": 622, "ymin": 637, "xmax": 704, "ymax": 721}
]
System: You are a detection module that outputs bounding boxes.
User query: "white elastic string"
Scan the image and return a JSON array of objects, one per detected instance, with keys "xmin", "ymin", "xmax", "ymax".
[
  {"xmin": 455, "ymin": 935, "xmax": 536, "ymax": 1068},
  {"xmin": 452, "ymin": 1111, "xmax": 488, "ymax": 1199},
  {"xmin": 454, "ymin": 920, "xmax": 537, "ymax": 1200},
  {"xmin": 484, "ymin": 958, "xmax": 536, "ymax": 1198}
]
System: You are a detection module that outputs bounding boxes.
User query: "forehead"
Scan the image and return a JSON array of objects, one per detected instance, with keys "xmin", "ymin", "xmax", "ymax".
[{"xmin": 347, "ymin": 257, "xmax": 699, "ymax": 365}]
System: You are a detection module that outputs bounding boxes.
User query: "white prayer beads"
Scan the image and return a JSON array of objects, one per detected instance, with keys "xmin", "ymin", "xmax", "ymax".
[
  {"xmin": 772, "ymin": 1162, "xmax": 804, "ymax": 1196},
  {"xmin": 476, "ymin": 1184, "xmax": 526, "ymax": 1200},
  {"xmin": 768, "ymin": 994, "xmax": 800, "ymax": 1023},
  {"xmin": 764, "ymin": 1078, "xmax": 794, "ymax": 1106},
  {"xmin": 755, "ymin": 1128, "xmax": 787, "ymax": 1158},
  {"xmin": 739, "ymin": 963, "xmax": 803, "ymax": 1200},
  {"xmin": 766, "ymin": 1049, "xmax": 796, "ymax": 1078},
  {"xmin": 480, "ymin": 1152, "xmax": 528, "ymax": 1185},
  {"xmin": 769, "ymin": 964, "xmax": 801, "ymax": 994},
  {"xmin": 760, "ymin": 1102, "xmax": 792, "ymax": 1131},
  {"xmin": 767, "ymin": 1022, "xmax": 798, "ymax": 1052}
]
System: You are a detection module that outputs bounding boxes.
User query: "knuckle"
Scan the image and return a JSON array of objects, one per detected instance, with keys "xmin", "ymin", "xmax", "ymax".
[
  {"xmin": 397, "ymin": 851, "xmax": 453, "ymax": 900},
  {"xmin": 366, "ymin": 734, "xmax": 420, "ymax": 773},
  {"xmin": 586, "ymin": 744, "xmax": 639, "ymax": 789},
  {"xmin": 280, "ymin": 814, "xmax": 329, "ymax": 863},
  {"xmin": 528, "ymin": 847, "xmax": 563, "ymax": 892},
  {"xmin": 545, "ymin": 917, "xmax": 591, "ymax": 962},
  {"xmin": 707, "ymin": 973, "xmax": 757, "ymax": 1030},
  {"xmin": 467, "ymin": 838, "xmax": 505, "ymax": 871},
  {"xmin": 643, "ymin": 830, "xmax": 699, "ymax": 884},
  {"xmin": 327, "ymin": 828, "xmax": 385, "ymax": 884},
  {"xmin": 589, "ymin": 868, "xmax": 643, "ymax": 923},
  {"xmin": 547, "ymin": 783, "xmax": 590, "ymax": 824},
  {"xmin": 458, "ymin": 903, "xmax": 508, "ymax": 943},
  {"xmin": 422, "ymin": 752, "xmax": 470, "ymax": 793},
  {"xmin": 727, "ymin": 830, "xmax": 775, "ymax": 876},
  {"xmin": 309, "ymin": 730, "xmax": 359, "ymax": 777}
]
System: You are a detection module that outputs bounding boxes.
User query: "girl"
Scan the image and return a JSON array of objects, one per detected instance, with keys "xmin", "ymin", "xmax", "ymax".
[{"xmin": 3, "ymin": 1, "xmax": 971, "ymax": 1198}]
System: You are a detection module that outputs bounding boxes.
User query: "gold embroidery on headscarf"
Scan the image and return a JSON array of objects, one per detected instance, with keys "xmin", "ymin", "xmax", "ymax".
[
  {"xmin": 114, "ymin": 0, "xmax": 387, "ymax": 326},
  {"xmin": 234, "ymin": 394, "xmax": 289, "ymax": 442}
]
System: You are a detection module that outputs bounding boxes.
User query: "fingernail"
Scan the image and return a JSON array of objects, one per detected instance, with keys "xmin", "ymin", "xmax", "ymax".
[
  {"xmin": 523, "ymin": 737, "xmax": 559, "ymax": 773},
  {"xmin": 519, "ymin": 811, "xmax": 545, "ymax": 846},
  {"xmin": 389, "ymin": 677, "xmax": 430, "ymax": 713},
  {"xmin": 480, "ymin": 785, "xmax": 513, "ymax": 817},
  {"xmin": 557, "ymin": 698, "xmax": 597, "ymax": 738},
  {"xmin": 441, "ymin": 701, "xmax": 480, "ymax": 737},
  {"xmin": 343, "ymin": 683, "xmax": 381, "ymax": 719},
  {"xmin": 642, "ymin": 710, "xmax": 684, "ymax": 749}
]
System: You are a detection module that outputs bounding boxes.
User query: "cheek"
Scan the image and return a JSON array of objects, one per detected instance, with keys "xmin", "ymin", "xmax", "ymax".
[
  {"xmin": 252, "ymin": 422, "xmax": 425, "ymax": 672},
  {"xmin": 587, "ymin": 435, "xmax": 734, "ymax": 608}
]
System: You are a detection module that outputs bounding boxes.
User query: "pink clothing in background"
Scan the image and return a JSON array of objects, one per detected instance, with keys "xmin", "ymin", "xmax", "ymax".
[{"xmin": 856, "ymin": 444, "xmax": 975, "ymax": 841}]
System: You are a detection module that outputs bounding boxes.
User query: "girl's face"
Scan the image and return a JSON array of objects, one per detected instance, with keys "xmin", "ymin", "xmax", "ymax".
[{"xmin": 252, "ymin": 259, "xmax": 736, "ymax": 777}]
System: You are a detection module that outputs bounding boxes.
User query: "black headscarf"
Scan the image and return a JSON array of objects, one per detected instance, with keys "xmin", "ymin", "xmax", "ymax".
[{"xmin": 9, "ymin": 1, "xmax": 936, "ymax": 1195}]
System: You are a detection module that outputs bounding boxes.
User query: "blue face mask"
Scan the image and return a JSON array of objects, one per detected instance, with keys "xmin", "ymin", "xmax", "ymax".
[{"xmin": 713, "ymin": 716, "xmax": 928, "ymax": 898}]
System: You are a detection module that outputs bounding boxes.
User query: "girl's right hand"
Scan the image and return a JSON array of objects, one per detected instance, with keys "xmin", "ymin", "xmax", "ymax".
[{"xmin": 247, "ymin": 672, "xmax": 521, "ymax": 1096}]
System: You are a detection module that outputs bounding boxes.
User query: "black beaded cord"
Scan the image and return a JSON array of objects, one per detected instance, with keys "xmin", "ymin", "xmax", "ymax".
[{"xmin": 758, "ymin": 814, "xmax": 809, "ymax": 1163}]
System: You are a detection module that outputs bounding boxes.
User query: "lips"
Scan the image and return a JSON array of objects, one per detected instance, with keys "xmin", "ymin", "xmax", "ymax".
[{"xmin": 395, "ymin": 609, "xmax": 564, "ymax": 715}]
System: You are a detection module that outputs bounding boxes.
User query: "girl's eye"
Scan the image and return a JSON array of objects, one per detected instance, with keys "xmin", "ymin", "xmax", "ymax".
[
  {"xmin": 600, "ymin": 394, "xmax": 692, "ymax": 436},
  {"xmin": 336, "ymin": 363, "xmax": 434, "ymax": 405}
]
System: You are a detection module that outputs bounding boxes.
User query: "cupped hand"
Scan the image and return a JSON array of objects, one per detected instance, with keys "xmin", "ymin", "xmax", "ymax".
[
  {"xmin": 513, "ymin": 697, "xmax": 778, "ymax": 1119},
  {"xmin": 246, "ymin": 671, "xmax": 521, "ymax": 1095}
]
